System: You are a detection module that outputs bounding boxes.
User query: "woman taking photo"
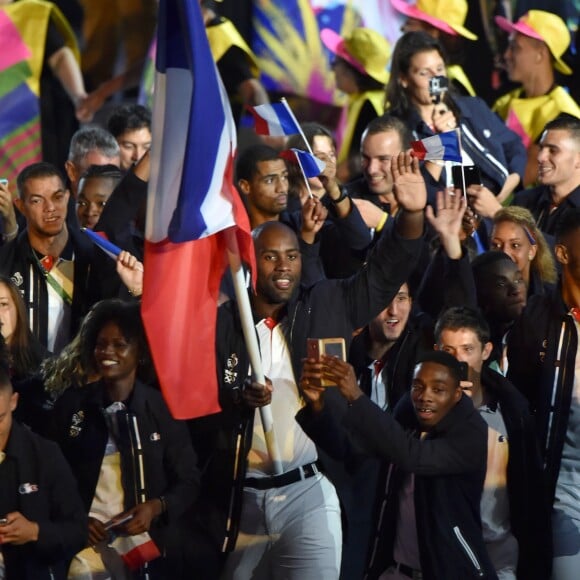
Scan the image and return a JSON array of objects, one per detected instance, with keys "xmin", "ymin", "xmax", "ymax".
[
  {"xmin": 51, "ymin": 299, "xmax": 199, "ymax": 579},
  {"xmin": 386, "ymin": 31, "xmax": 526, "ymax": 205}
]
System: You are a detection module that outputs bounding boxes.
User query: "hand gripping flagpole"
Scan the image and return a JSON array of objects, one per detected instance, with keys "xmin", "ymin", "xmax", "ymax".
[{"xmin": 225, "ymin": 228, "xmax": 284, "ymax": 475}]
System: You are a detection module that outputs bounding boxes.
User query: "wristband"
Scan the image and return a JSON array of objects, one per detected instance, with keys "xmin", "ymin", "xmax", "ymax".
[{"xmin": 330, "ymin": 188, "xmax": 348, "ymax": 204}]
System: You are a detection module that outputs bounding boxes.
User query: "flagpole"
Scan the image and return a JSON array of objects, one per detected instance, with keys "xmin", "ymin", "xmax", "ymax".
[
  {"xmin": 455, "ymin": 128, "xmax": 467, "ymax": 200},
  {"xmin": 280, "ymin": 97, "xmax": 314, "ymax": 156},
  {"xmin": 296, "ymin": 155, "xmax": 314, "ymax": 199},
  {"xmin": 225, "ymin": 228, "xmax": 284, "ymax": 475}
]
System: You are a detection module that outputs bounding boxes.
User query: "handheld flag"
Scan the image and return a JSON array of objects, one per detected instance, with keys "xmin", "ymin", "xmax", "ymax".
[
  {"xmin": 248, "ymin": 100, "xmax": 302, "ymax": 137},
  {"xmin": 141, "ymin": 0, "xmax": 254, "ymax": 419},
  {"xmin": 81, "ymin": 228, "xmax": 121, "ymax": 260},
  {"xmin": 280, "ymin": 149, "xmax": 326, "ymax": 178},
  {"xmin": 411, "ymin": 130, "xmax": 462, "ymax": 163}
]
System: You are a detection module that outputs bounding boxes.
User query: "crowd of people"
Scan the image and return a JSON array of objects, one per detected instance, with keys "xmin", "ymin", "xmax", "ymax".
[{"xmin": 0, "ymin": 0, "xmax": 579, "ymax": 579}]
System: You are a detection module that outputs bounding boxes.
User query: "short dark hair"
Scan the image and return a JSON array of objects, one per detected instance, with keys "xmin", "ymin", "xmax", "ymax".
[
  {"xmin": 78, "ymin": 164, "xmax": 124, "ymax": 187},
  {"xmin": 415, "ymin": 350, "xmax": 463, "ymax": 385},
  {"xmin": 79, "ymin": 299, "xmax": 154, "ymax": 382},
  {"xmin": 555, "ymin": 208, "xmax": 580, "ymax": 244},
  {"xmin": 107, "ymin": 104, "xmax": 152, "ymax": 138},
  {"xmin": 471, "ymin": 250, "xmax": 514, "ymax": 280},
  {"xmin": 235, "ymin": 144, "xmax": 283, "ymax": 183},
  {"xmin": 434, "ymin": 306, "xmax": 491, "ymax": 347},
  {"xmin": 16, "ymin": 162, "xmax": 66, "ymax": 200},
  {"xmin": 286, "ymin": 122, "xmax": 336, "ymax": 152},
  {"xmin": 362, "ymin": 114, "xmax": 411, "ymax": 149},
  {"xmin": 543, "ymin": 114, "xmax": 580, "ymax": 142},
  {"xmin": 68, "ymin": 125, "xmax": 120, "ymax": 164}
]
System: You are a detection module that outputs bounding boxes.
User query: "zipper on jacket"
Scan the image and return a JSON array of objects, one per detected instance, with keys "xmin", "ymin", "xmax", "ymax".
[{"xmin": 453, "ymin": 525, "xmax": 484, "ymax": 577}]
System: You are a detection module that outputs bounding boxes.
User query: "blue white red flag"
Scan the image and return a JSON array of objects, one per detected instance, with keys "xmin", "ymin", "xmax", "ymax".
[
  {"xmin": 248, "ymin": 101, "xmax": 302, "ymax": 137},
  {"xmin": 81, "ymin": 228, "xmax": 121, "ymax": 260},
  {"xmin": 280, "ymin": 148, "xmax": 326, "ymax": 178},
  {"xmin": 411, "ymin": 130, "xmax": 462, "ymax": 163},
  {"xmin": 141, "ymin": 0, "xmax": 253, "ymax": 419}
]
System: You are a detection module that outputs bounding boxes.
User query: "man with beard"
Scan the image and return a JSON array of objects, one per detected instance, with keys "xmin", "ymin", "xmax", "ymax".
[{"xmin": 189, "ymin": 152, "xmax": 426, "ymax": 579}]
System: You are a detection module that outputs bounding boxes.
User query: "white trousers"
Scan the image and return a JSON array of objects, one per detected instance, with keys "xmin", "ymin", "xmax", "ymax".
[{"xmin": 221, "ymin": 473, "xmax": 342, "ymax": 580}]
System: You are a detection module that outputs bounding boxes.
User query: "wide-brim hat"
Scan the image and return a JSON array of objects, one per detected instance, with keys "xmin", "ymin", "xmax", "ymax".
[
  {"xmin": 321, "ymin": 27, "xmax": 390, "ymax": 85},
  {"xmin": 391, "ymin": 0, "xmax": 477, "ymax": 41},
  {"xmin": 495, "ymin": 10, "xmax": 572, "ymax": 75}
]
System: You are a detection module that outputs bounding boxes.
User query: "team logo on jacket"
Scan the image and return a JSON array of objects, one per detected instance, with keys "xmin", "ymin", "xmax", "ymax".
[
  {"xmin": 11, "ymin": 272, "xmax": 23, "ymax": 287},
  {"xmin": 224, "ymin": 353, "xmax": 239, "ymax": 384},
  {"xmin": 69, "ymin": 410, "xmax": 85, "ymax": 437},
  {"xmin": 19, "ymin": 483, "xmax": 39, "ymax": 494}
]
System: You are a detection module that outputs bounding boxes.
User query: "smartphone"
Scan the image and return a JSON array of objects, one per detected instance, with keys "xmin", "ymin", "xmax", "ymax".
[
  {"xmin": 451, "ymin": 165, "xmax": 482, "ymax": 191},
  {"xmin": 0, "ymin": 518, "xmax": 8, "ymax": 525},
  {"xmin": 306, "ymin": 338, "xmax": 346, "ymax": 387},
  {"xmin": 428, "ymin": 75, "xmax": 449, "ymax": 103},
  {"xmin": 0, "ymin": 179, "xmax": 7, "ymax": 187}
]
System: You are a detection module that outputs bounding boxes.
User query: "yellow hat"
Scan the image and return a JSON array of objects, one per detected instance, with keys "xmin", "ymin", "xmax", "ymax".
[
  {"xmin": 321, "ymin": 27, "xmax": 390, "ymax": 85},
  {"xmin": 495, "ymin": 10, "xmax": 572, "ymax": 75},
  {"xmin": 391, "ymin": 0, "xmax": 478, "ymax": 41}
]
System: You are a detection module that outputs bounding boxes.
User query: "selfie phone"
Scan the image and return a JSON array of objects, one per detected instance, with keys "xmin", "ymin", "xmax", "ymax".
[
  {"xmin": 0, "ymin": 518, "xmax": 8, "ymax": 525},
  {"xmin": 307, "ymin": 338, "xmax": 346, "ymax": 387},
  {"xmin": 0, "ymin": 179, "xmax": 7, "ymax": 187},
  {"xmin": 428, "ymin": 75, "xmax": 449, "ymax": 104},
  {"xmin": 451, "ymin": 165, "xmax": 482, "ymax": 192}
]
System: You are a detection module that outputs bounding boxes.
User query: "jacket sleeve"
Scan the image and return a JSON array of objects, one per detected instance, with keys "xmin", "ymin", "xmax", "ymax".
[
  {"xmin": 343, "ymin": 395, "xmax": 486, "ymax": 476},
  {"xmin": 155, "ymin": 403, "xmax": 201, "ymax": 522},
  {"xmin": 325, "ymin": 199, "xmax": 372, "ymax": 251},
  {"xmin": 34, "ymin": 440, "xmax": 88, "ymax": 561},
  {"xmin": 338, "ymin": 219, "xmax": 426, "ymax": 329}
]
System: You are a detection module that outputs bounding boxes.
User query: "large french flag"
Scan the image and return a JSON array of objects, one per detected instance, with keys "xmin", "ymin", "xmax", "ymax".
[{"xmin": 141, "ymin": 0, "xmax": 253, "ymax": 419}]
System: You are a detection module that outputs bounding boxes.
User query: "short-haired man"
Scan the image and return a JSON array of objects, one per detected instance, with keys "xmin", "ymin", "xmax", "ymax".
[
  {"xmin": 492, "ymin": 11, "xmax": 580, "ymax": 185},
  {"xmin": 76, "ymin": 164, "xmax": 123, "ymax": 229},
  {"xmin": 513, "ymin": 116, "xmax": 580, "ymax": 238},
  {"xmin": 107, "ymin": 104, "xmax": 152, "ymax": 171},
  {"xmin": 346, "ymin": 114, "xmax": 411, "ymax": 232},
  {"xmin": 192, "ymin": 152, "xmax": 426, "ymax": 579},
  {"xmin": 64, "ymin": 125, "xmax": 120, "ymax": 197},
  {"xmin": 299, "ymin": 350, "xmax": 497, "ymax": 579},
  {"xmin": 0, "ymin": 162, "xmax": 94, "ymax": 351},
  {"xmin": 508, "ymin": 208, "xmax": 580, "ymax": 579},
  {"xmin": 435, "ymin": 306, "xmax": 551, "ymax": 580},
  {"xmin": 0, "ymin": 362, "xmax": 87, "ymax": 579}
]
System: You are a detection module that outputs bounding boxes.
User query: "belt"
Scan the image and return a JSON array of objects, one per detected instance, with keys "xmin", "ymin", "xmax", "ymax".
[
  {"xmin": 244, "ymin": 461, "xmax": 321, "ymax": 490},
  {"xmin": 394, "ymin": 561, "xmax": 422, "ymax": 580}
]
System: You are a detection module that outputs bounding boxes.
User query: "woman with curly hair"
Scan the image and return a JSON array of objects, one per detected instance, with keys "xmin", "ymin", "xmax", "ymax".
[{"xmin": 490, "ymin": 206, "xmax": 557, "ymax": 297}]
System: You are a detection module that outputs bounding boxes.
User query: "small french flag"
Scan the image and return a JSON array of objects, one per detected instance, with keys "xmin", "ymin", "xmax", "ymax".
[
  {"xmin": 411, "ymin": 130, "xmax": 462, "ymax": 163},
  {"xmin": 280, "ymin": 149, "xmax": 326, "ymax": 178},
  {"xmin": 248, "ymin": 100, "xmax": 301, "ymax": 137},
  {"xmin": 110, "ymin": 532, "xmax": 161, "ymax": 571}
]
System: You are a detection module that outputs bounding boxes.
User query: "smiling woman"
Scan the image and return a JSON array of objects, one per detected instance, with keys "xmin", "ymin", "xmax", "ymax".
[{"xmin": 51, "ymin": 299, "xmax": 199, "ymax": 579}]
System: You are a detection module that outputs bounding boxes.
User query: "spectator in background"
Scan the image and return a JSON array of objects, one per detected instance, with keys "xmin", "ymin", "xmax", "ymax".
[
  {"xmin": 76, "ymin": 165, "xmax": 123, "ymax": 230},
  {"xmin": 321, "ymin": 27, "xmax": 390, "ymax": 182},
  {"xmin": 492, "ymin": 11, "xmax": 580, "ymax": 186},
  {"xmin": 386, "ymin": 31, "xmax": 526, "ymax": 204},
  {"xmin": 64, "ymin": 126, "xmax": 120, "ymax": 199},
  {"xmin": 390, "ymin": 0, "xmax": 479, "ymax": 97},
  {"xmin": 107, "ymin": 104, "xmax": 152, "ymax": 171}
]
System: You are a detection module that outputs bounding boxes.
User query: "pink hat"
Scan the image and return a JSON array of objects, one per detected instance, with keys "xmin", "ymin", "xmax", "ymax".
[
  {"xmin": 495, "ymin": 10, "xmax": 572, "ymax": 75},
  {"xmin": 321, "ymin": 27, "xmax": 390, "ymax": 85},
  {"xmin": 390, "ymin": 0, "xmax": 477, "ymax": 41}
]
